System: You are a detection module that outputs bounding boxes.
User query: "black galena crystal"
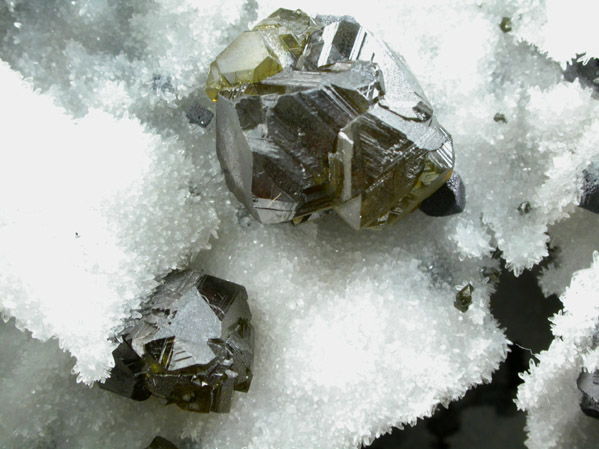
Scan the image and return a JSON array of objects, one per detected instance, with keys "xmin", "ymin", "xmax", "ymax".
[
  {"xmin": 186, "ymin": 103, "xmax": 214, "ymax": 128},
  {"xmin": 419, "ymin": 172, "xmax": 466, "ymax": 217},
  {"xmin": 100, "ymin": 270, "xmax": 254, "ymax": 413}
]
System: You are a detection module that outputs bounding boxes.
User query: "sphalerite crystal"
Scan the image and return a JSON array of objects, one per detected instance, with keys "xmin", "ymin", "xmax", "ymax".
[
  {"xmin": 454, "ymin": 284, "xmax": 474, "ymax": 313},
  {"xmin": 208, "ymin": 9, "xmax": 458, "ymax": 229},
  {"xmin": 100, "ymin": 270, "xmax": 254, "ymax": 413}
]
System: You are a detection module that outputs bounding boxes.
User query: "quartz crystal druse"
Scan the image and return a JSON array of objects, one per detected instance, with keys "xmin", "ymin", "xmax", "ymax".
[
  {"xmin": 207, "ymin": 9, "xmax": 461, "ymax": 229},
  {"xmin": 100, "ymin": 270, "xmax": 254, "ymax": 413}
]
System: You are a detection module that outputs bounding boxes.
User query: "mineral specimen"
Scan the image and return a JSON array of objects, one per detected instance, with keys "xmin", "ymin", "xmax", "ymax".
[
  {"xmin": 100, "ymin": 270, "xmax": 254, "ymax": 413},
  {"xmin": 208, "ymin": 9, "xmax": 457, "ymax": 229},
  {"xmin": 577, "ymin": 370, "xmax": 599, "ymax": 419}
]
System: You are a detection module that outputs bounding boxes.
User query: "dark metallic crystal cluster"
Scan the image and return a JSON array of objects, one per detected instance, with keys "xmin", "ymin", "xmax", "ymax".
[
  {"xmin": 207, "ymin": 9, "xmax": 461, "ymax": 230},
  {"xmin": 100, "ymin": 270, "xmax": 254, "ymax": 413}
]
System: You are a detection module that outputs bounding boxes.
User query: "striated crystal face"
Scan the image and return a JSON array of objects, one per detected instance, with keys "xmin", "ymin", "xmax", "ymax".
[
  {"xmin": 100, "ymin": 270, "xmax": 254, "ymax": 413},
  {"xmin": 209, "ymin": 9, "xmax": 455, "ymax": 229}
]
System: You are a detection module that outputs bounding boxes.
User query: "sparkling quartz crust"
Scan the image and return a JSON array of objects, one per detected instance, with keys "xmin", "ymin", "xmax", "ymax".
[
  {"xmin": 100, "ymin": 270, "xmax": 254, "ymax": 413},
  {"xmin": 209, "ymin": 9, "xmax": 455, "ymax": 229}
]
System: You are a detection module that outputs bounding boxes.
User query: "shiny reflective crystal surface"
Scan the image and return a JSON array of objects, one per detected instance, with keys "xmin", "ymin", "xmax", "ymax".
[
  {"xmin": 209, "ymin": 9, "xmax": 456, "ymax": 229},
  {"xmin": 100, "ymin": 270, "xmax": 254, "ymax": 413}
]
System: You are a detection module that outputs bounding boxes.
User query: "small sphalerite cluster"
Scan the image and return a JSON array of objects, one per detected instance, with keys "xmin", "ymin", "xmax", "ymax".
[
  {"xmin": 207, "ymin": 9, "xmax": 462, "ymax": 230},
  {"xmin": 454, "ymin": 283, "xmax": 474, "ymax": 313},
  {"xmin": 100, "ymin": 270, "xmax": 254, "ymax": 413}
]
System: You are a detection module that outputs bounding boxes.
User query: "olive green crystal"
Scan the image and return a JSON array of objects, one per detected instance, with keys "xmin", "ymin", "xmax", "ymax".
[
  {"xmin": 100, "ymin": 270, "xmax": 254, "ymax": 413},
  {"xmin": 209, "ymin": 10, "xmax": 456, "ymax": 229},
  {"xmin": 455, "ymin": 284, "xmax": 474, "ymax": 312},
  {"xmin": 206, "ymin": 9, "xmax": 318, "ymax": 101},
  {"xmin": 500, "ymin": 17, "xmax": 513, "ymax": 33}
]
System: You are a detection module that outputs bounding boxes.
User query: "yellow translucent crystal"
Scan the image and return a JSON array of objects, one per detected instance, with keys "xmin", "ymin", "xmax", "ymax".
[
  {"xmin": 205, "ymin": 9, "xmax": 318, "ymax": 101},
  {"xmin": 205, "ymin": 31, "xmax": 283, "ymax": 101},
  {"xmin": 254, "ymin": 8, "xmax": 318, "ymax": 58}
]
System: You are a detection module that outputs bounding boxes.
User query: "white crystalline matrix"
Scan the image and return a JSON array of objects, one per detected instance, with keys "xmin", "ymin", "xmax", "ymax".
[{"xmin": 517, "ymin": 252, "xmax": 599, "ymax": 449}]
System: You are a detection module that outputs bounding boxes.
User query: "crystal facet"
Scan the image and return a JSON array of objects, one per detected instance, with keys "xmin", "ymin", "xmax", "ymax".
[
  {"xmin": 100, "ymin": 270, "xmax": 254, "ymax": 413},
  {"xmin": 209, "ymin": 10, "xmax": 456, "ymax": 229},
  {"xmin": 186, "ymin": 103, "xmax": 214, "ymax": 127}
]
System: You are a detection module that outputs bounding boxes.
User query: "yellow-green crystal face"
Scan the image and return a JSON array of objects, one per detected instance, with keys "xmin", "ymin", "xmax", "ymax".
[
  {"xmin": 206, "ymin": 31, "xmax": 283, "ymax": 101},
  {"xmin": 205, "ymin": 9, "xmax": 317, "ymax": 101},
  {"xmin": 212, "ymin": 11, "xmax": 457, "ymax": 229}
]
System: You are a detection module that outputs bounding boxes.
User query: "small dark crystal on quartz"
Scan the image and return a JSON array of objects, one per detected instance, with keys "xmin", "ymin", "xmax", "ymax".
[
  {"xmin": 455, "ymin": 284, "xmax": 474, "ymax": 313},
  {"xmin": 580, "ymin": 163, "xmax": 599, "ymax": 214},
  {"xmin": 186, "ymin": 103, "xmax": 214, "ymax": 127},
  {"xmin": 145, "ymin": 436, "xmax": 179, "ymax": 449},
  {"xmin": 481, "ymin": 266, "xmax": 500, "ymax": 284},
  {"xmin": 577, "ymin": 370, "xmax": 599, "ymax": 419},
  {"xmin": 207, "ymin": 9, "xmax": 458, "ymax": 229},
  {"xmin": 493, "ymin": 113, "xmax": 507, "ymax": 123},
  {"xmin": 419, "ymin": 172, "xmax": 466, "ymax": 217},
  {"xmin": 517, "ymin": 201, "xmax": 531, "ymax": 215},
  {"xmin": 100, "ymin": 270, "xmax": 254, "ymax": 413},
  {"xmin": 499, "ymin": 17, "xmax": 513, "ymax": 33}
]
